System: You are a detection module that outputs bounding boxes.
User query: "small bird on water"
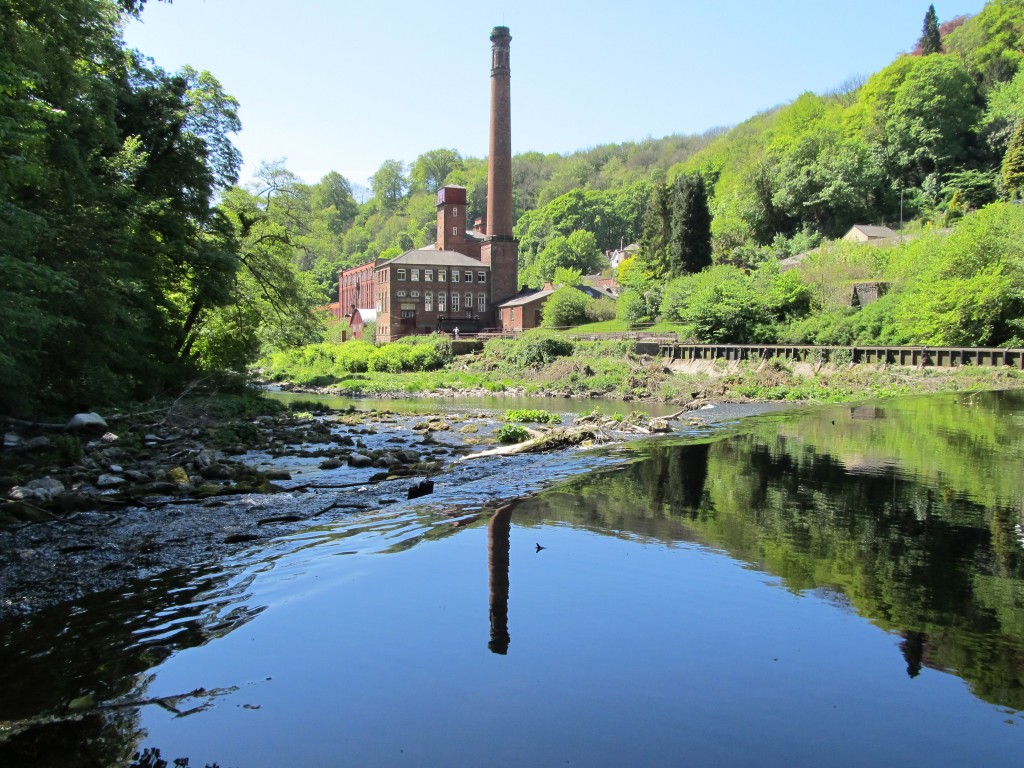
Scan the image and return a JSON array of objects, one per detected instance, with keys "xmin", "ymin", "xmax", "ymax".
[{"xmin": 535, "ymin": 543, "xmax": 546, "ymax": 552}]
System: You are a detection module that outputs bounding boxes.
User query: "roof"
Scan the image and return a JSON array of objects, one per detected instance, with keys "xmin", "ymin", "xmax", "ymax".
[
  {"xmin": 495, "ymin": 288, "xmax": 556, "ymax": 308},
  {"xmin": 847, "ymin": 224, "xmax": 898, "ymax": 239},
  {"xmin": 381, "ymin": 249, "xmax": 489, "ymax": 268},
  {"xmin": 577, "ymin": 285, "xmax": 617, "ymax": 301},
  {"xmin": 352, "ymin": 308, "xmax": 377, "ymax": 323}
]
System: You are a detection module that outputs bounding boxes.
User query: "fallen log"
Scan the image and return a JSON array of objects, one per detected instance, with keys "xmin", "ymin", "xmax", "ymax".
[{"xmin": 463, "ymin": 425, "xmax": 604, "ymax": 460}]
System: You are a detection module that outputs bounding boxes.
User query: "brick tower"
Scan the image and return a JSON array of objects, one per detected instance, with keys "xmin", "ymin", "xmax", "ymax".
[{"xmin": 481, "ymin": 26, "xmax": 518, "ymax": 309}]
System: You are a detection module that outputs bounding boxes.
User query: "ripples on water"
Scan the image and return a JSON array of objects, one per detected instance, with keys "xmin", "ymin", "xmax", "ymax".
[{"xmin": 2, "ymin": 393, "xmax": 1024, "ymax": 767}]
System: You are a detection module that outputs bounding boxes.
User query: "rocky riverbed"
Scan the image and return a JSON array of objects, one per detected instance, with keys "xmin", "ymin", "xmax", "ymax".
[{"xmin": 0, "ymin": 397, "xmax": 724, "ymax": 619}]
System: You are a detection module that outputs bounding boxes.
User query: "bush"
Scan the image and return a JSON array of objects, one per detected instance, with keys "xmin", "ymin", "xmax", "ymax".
[
  {"xmin": 496, "ymin": 424, "xmax": 530, "ymax": 444},
  {"xmin": 541, "ymin": 287, "xmax": 593, "ymax": 328},
  {"xmin": 586, "ymin": 297, "xmax": 618, "ymax": 322},
  {"xmin": 504, "ymin": 409, "xmax": 560, "ymax": 424},
  {"xmin": 501, "ymin": 332, "xmax": 575, "ymax": 368}
]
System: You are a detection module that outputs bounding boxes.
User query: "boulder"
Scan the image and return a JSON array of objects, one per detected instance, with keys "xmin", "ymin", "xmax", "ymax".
[
  {"xmin": 348, "ymin": 453, "xmax": 373, "ymax": 468},
  {"xmin": 96, "ymin": 473, "xmax": 125, "ymax": 489},
  {"xmin": 65, "ymin": 413, "xmax": 108, "ymax": 434},
  {"xmin": 649, "ymin": 419, "xmax": 672, "ymax": 433},
  {"xmin": 319, "ymin": 457, "xmax": 344, "ymax": 470},
  {"xmin": 8, "ymin": 477, "xmax": 65, "ymax": 502}
]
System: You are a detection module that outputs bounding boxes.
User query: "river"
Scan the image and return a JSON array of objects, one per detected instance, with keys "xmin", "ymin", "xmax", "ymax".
[{"xmin": 2, "ymin": 391, "xmax": 1023, "ymax": 766}]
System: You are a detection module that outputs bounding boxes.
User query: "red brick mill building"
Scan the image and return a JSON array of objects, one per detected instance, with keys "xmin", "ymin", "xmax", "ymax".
[{"xmin": 339, "ymin": 27, "xmax": 521, "ymax": 341}]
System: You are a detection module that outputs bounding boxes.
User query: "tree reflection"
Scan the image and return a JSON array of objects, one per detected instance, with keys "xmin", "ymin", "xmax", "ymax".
[
  {"xmin": 0, "ymin": 565, "xmax": 264, "ymax": 766},
  {"xmin": 510, "ymin": 391, "xmax": 1024, "ymax": 711}
]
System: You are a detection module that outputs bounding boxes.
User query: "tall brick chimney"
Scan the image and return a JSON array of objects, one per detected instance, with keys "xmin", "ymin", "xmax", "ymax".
[{"xmin": 481, "ymin": 26, "xmax": 519, "ymax": 309}]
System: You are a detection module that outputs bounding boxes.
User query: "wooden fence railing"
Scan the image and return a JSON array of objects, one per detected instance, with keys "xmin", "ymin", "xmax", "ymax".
[{"xmin": 652, "ymin": 343, "xmax": 1024, "ymax": 369}]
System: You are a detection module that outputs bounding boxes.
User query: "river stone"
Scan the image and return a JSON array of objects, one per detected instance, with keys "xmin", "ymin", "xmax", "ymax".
[
  {"xmin": 96, "ymin": 473, "xmax": 125, "ymax": 488},
  {"xmin": 9, "ymin": 477, "xmax": 65, "ymax": 502},
  {"xmin": 65, "ymin": 413, "xmax": 108, "ymax": 434},
  {"xmin": 265, "ymin": 469, "xmax": 292, "ymax": 481},
  {"xmin": 194, "ymin": 449, "xmax": 216, "ymax": 469},
  {"xmin": 22, "ymin": 436, "xmax": 52, "ymax": 451},
  {"xmin": 4, "ymin": 432, "xmax": 21, "ymax": 449},
  {"xmin": 165, "ymin": 467, "xmax": 190, "ymax": 485},
  {"xmin": 348, "ymin": 453, "xmax": 373, "ymax": 468},
  {"xmin": 319, "ymin": 457, "xmax": 344, "ymax": 469},
  {"xmin": 649, "ymin": 419, "xmax": 671, "ymax": 433}
]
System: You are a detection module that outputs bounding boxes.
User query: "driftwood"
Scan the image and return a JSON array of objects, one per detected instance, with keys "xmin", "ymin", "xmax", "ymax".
[{"xmin": 463, "ymin": 425, "xmax": 603, "ymax": 460}]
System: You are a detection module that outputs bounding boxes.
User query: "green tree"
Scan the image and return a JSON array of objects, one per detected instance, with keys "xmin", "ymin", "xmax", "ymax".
[
  {"xmin": 370, "ymin": 159, "xmax": 408, "ymax": 208},
  {"xmin": 525, "ymin": 230, "xmax": 604, "ymax": 286},
  {"xmin": 1002, "ymin": 121, "xmax": 1024, "ymax": 199},
  {"xmin": 886, "ymin": 54, "xmax": 980, "ymax": 184},
  {"xmin": 541, "ymin": 287, "xmax": 593, "ymax": 328},
  {"xmin": 920, "ymin": 4, "xmax": 943, "ymax": 55},
  {"xmin": 410, "ymin": 148, "xmax": 463, "ymax": 193},
  {"xmin": 669, "ymin": 173, "xmax": 713, "ymax": 276}
]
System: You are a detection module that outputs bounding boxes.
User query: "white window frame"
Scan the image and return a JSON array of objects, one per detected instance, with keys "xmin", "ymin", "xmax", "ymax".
[
  {"xmin": 478, "ymin": 271, "xmax": 486, "ymax": 283},
  {"xmin": 478, "ymin": 292, "xmax": 486, "ymax": 310},
  {"xmin": 396, "ymin": 290, "xmax": 407, "ymax": 298},
  {"xmin": 425, "ymin": 292, "xmax": 433, "ymax": 312},
  {"xmin": 411, "ymin": 290, "xmax": 420, "ymax": 298},
  {"xmin": 452, "ymin": 271, "xmax": 460, "ymax": 283},
  {"xmin": 411, "ymin": 269, "xmax": 420, "ymax": 281},
  {"xmin": 464, "ymin": 270, "xmax": 473, "ymax": 283},
  {"xmin": 465, "ymin": 291, "xmax": 473, "ymax": 310},
  {"xmin": 438, "ymin": 291, "xmax": 446, "ymax": 312},
  {"xmin": 439, "ymin": 269, "xmax": 447, "ymax": 282},
  {"xmin": 424, "ymin": 269, "xmax": 433, "ymax": 282},
  {"xmin": 396, "ymin": 268, "xmax": 406, "ymax": 281},
  {"xmin": 451, "ymin": 292, "xmax": 460, "ymax": 312}
]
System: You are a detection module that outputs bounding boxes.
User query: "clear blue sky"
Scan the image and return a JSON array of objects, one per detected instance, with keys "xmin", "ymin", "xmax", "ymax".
[{"xmin": 123, "ymin": 0, "xmax": 991, "ymax": 189}]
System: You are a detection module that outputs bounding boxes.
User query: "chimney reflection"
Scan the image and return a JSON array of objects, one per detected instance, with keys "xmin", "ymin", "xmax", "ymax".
[{"xmin": 488, "ymin": 504, "xmax": 513, "ymax": 654}]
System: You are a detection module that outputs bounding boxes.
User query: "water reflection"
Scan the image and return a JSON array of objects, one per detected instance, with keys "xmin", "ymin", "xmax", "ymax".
[
  {"xmin": 0, "ymin": 564, "xmax": 264, "ymax": 766},
  {"xmin": 513, "ymin": 390, "xmax": 1024, "ymax": 711},
  {"xmin": 487, "ymin": 505, "xmax": 513, "ymax": 654},
  {"xmin": 4, "ymin": 391, "xmax": 1024, "ymax": 766}
]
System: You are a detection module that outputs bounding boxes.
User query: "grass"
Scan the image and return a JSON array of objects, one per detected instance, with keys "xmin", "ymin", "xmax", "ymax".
[{"xmin": 259, "ymin": 335, "xmax": 1024, "ymax": 406}]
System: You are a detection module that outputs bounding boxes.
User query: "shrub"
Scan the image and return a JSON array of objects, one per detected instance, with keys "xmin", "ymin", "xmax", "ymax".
[
  {"xmin": 502, "ymin": 332, "xmax": 575, "ymax": 368},
  {"xmin": 541, "ymin": 287, "xmax": 594, "ymax": 328},
  {"xmin": 504, "ymin": 409, "xmax": 561, "ymax": 424},
  {"xmin": 496, "ymin": 424, "xmax": 530, "ymax": 443}
]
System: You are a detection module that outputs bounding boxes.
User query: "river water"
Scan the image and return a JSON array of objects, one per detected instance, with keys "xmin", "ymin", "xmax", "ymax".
[{"xmin": 2, "ymin": 391, "xmax": 1024, "ymax": 766}]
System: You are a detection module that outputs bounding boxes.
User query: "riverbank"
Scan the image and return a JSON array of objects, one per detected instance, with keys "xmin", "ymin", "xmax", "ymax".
[{"xmin": 268, "ymin": 352, "xmax": 1024, "ymax": 404}]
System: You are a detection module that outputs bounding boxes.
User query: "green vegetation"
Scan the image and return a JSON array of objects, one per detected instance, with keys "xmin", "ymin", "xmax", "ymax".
[
  {"xmin": 10, "ymin": 1, "xmax": 1024, "ymax": 415},
  {"xmin": 496, "ymin": 424, "xmax": 531, "ymax": 444},
  {"xmin": 503, "ymin": 409, "xmax": 561, "ymax": 424}
]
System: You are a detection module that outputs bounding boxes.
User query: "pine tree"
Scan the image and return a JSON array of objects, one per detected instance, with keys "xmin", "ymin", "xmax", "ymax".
[
  {"xmin": 920, "ymin": 4, "xmax": 943, "ymax": 55},
  {"xmin": 1001, "ymin": 121, "xmax": 1024, "ymax": 200},
  {"xmin": 669, "ymin": 174, "xmax": 713, "ymax": 276}
]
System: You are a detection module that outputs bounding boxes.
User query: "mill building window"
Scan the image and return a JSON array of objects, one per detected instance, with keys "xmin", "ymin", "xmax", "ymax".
[
  {"xmin": 425, "ymin": 292, "xmax": 433, "ymax": 312},
  {"xmin": 411, "ymin": 269, "xmax": 419, "ymax": 281},
  {"xmin": 439, "ymin": 270, "xmax": 447, "ymax": 281},
  {"xmin": 438, "ymin": 292, "xmax": 446, "ymax": 312},
  {"xmin": 424, "ymin": 270, "xmax": 433, "ymax": 282},
  {"xmin": 451, "ymin": 293, "xmax": 460, "ymax": 312},
  {"xmin": 396, "ymin": 269, "xmax": 406, "ymax": 281}
]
